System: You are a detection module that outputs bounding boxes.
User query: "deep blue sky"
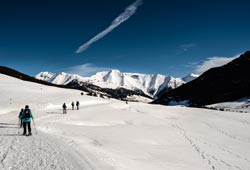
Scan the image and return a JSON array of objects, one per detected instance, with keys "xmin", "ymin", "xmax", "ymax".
[{"xmin": 0, "ymin": 0, "xmax": 250, "ymax": 77}]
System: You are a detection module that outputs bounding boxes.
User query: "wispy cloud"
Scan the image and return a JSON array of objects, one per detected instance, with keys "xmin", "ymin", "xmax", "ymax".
[
  {"xmin": 63, "ymin": 63, "xmax": 112, "ymax": 76},
  {"xmin": 180, "ymin": 43, "xmax": 196, "ymax": 51},
  {"xmin": 75, "ymin": 0, "xmax": 143, "ymax": 53},
  {"xmin": 194, "ymin": 54, "xmax": 240, "ymax": 74}
]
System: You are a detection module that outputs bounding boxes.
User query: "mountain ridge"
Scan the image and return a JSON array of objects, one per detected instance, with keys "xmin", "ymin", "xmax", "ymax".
[
  {"xmin": 0, "ymin": 66, "xmax": 151, "ymax": 102},
  {"xmin": 36, "ymin": 70, "xmax": 199, "ymax": 98},
  {"xmin": 153, "ymin": 51, "xmax": 250, "ymax": 106}
]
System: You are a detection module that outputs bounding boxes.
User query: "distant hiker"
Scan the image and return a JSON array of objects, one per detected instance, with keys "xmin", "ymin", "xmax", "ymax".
[
  {"xmin": 76, "ymin": 101, "xmax": 80, "ymax": 110},
  {"xmin": 71, "ymin": 102, "xmax": 75, "ymax": 110},
  {"xmin": 126, "ymin": 100, "xmax": 128, "ymax": 104},
  {"xmin": 18, "ymin": 108, "xmax": 24, "ymax": 128},
  {"xmin": 21, "ymin": 105, "xmax": 34, "ymax": 136},
  {"xmin": 62, "ymin": 103, "xmax": 67, "ymax": 114}
]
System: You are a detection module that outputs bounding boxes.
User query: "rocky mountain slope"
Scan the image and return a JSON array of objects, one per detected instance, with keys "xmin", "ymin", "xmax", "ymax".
[{"xmin": 153, "ymin": 51, "xmax": 250, "ymax": 106}]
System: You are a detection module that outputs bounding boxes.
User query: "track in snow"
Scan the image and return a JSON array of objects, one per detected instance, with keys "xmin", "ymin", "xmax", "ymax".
[
  {"xmin": 0, "ymin": 111, "xmax": 90, "ymax": 170},
  {"xmin": 172, "ymin": 119, "xmax": 250, "ymax": 170}
]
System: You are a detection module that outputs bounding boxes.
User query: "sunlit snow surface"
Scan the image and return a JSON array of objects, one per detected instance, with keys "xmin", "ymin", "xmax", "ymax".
[
  {"xmin": 1, "ymin": 74, "xmax": 250, "ymax": 170},
  {"xmin": 207, "ymin": 98, "xmax": 250, "ymax": 113}
]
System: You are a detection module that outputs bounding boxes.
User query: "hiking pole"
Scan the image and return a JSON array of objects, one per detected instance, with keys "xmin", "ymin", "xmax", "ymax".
[
  {"xmin": 17, "ymin": 119, "xmax": 20, "ymax": 134},
  {"xmin": 32, "ymin": 119, "xmax": 38, "ymax": 134}
]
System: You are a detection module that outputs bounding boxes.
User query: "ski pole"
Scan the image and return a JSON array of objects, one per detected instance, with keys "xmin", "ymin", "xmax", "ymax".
[
  {"xmin": 32, "ymin": 119, "xmax": 38, "ymax": 134},
  {"xmin": 17, "ymin": 119, "xmax": 20, "ymax": 134}
]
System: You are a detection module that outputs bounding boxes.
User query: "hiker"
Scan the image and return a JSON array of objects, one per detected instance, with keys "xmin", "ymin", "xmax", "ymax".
[
  {"xmin": 21, "ymin": 105, "xmax": 34, "ymax": 136},
  {"xmin": 62, "ymin": 103, "xmax": 67, "ymax": 114},
  {"xmin": 18, "ymin": 108, "xmax": 24, "ymax": 128},
  {"xmin": 71, "ymin": 101, "xmax": 75, "ymax": 110},
  {"xmin": 76, "ymin": 101, "xmax": 80, "ymax": 110}
]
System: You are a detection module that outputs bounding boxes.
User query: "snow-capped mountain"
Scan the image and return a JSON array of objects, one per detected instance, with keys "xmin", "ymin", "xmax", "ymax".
[
  {"xmin": 182, "ymin": 73, "xmax": 199, "ymax": 82},
  {"xmin": 36, "ymin": 72, "xmax": 85, "ymax": 85},
  {"xmin": 88, "ymin": 70, "xmax": 196, "ymax": 97},
  {"xmin": 36, "ymin": 70, "xmax": 198, "ymax": 98}
]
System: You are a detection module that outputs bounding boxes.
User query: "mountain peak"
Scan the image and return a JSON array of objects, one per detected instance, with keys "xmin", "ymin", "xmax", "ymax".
[
  {"xmin": 109, "ymin": 69, "xmax": 121, "ymax": 73},
  {"xmin": 36, "ymin": 72, "xmax": 55, "ymax": 81},
  {"xmin": 36, "ymin": 71, "xmax": 85, "ymax": 85},
  {"xmin": 182, "ymin": 73, "xmax": 199, "ymax": 82},
  {"xmin": 58, "ymin": 72, "xmax": 67, "ymax": 75}
]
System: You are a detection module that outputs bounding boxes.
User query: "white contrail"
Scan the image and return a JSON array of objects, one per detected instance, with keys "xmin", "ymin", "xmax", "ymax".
[{"xmin": 75, "ymin": 0, "xmax": 143, "ymax": 53}]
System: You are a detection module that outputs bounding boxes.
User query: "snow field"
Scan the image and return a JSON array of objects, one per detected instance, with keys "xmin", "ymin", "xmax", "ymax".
[{"xmin": 1, "ymin": 73, "xmax": 250, "ymax": 170}]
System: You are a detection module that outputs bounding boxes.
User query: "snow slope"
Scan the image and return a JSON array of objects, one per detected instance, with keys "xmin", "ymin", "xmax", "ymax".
[
  {"xmin": 0, "ymin": 74, "xmax": 105, "ymax": 170},
  {"xmin": 36, "ymin": 72, "xmax": 85, "ymax": 85},
  {"xmin": 36, "ymin": 70, "xmax": 199, "ymax": 97},
  {"xmin": 88, "ymin": 70, "xmax": 186, "ymax": 97},
  {"xmin": 207, "ymin": 97, "xmax": 250, "ymax": 113},
  {"xmin": 1, "ymin": 73, "xmax": 250, "ymax": 170},
  {"xmin": 182, "ymin": 73, "xmax": 199, "ymax": 82}
]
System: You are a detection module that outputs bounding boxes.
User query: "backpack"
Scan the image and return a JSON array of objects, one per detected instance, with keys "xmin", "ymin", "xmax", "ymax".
[{"xmin": 24, "ymin": 109, "xmax": 31, "ymax": 119}]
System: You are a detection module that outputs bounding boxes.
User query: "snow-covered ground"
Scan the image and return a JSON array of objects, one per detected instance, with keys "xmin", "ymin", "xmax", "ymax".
[
  {"xmin": 1, "ymin": 73, "xmax": 250, "ymax": 170},
  {"xmin": 207, "ymin": 98, "xmax": 250, "ymax": 113}
]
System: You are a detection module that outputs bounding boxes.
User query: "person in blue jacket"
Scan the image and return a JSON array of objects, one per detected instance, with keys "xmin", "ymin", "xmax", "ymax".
[{"xmin": 21, "ymin": 105, "xmax": 34, "ymax": 136}]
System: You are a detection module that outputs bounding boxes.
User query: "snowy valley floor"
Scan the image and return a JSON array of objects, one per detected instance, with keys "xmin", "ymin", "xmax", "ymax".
[
  {"xmin": 1, "ymin": 74, "xmax": 250, "ymax": 170},
  {"xmin": 0, "ymin": 111, "xmax": 91, "ymax": 170}
]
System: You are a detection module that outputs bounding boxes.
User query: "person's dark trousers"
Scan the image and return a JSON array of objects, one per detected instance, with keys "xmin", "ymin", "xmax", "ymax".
[
  {"xmin": 63, "ymin": 109, "xmax": 67, "ymax": 114},
  {"xmin": 23, "ymin": 122, "xmax": 31, "ymax": 135}
]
